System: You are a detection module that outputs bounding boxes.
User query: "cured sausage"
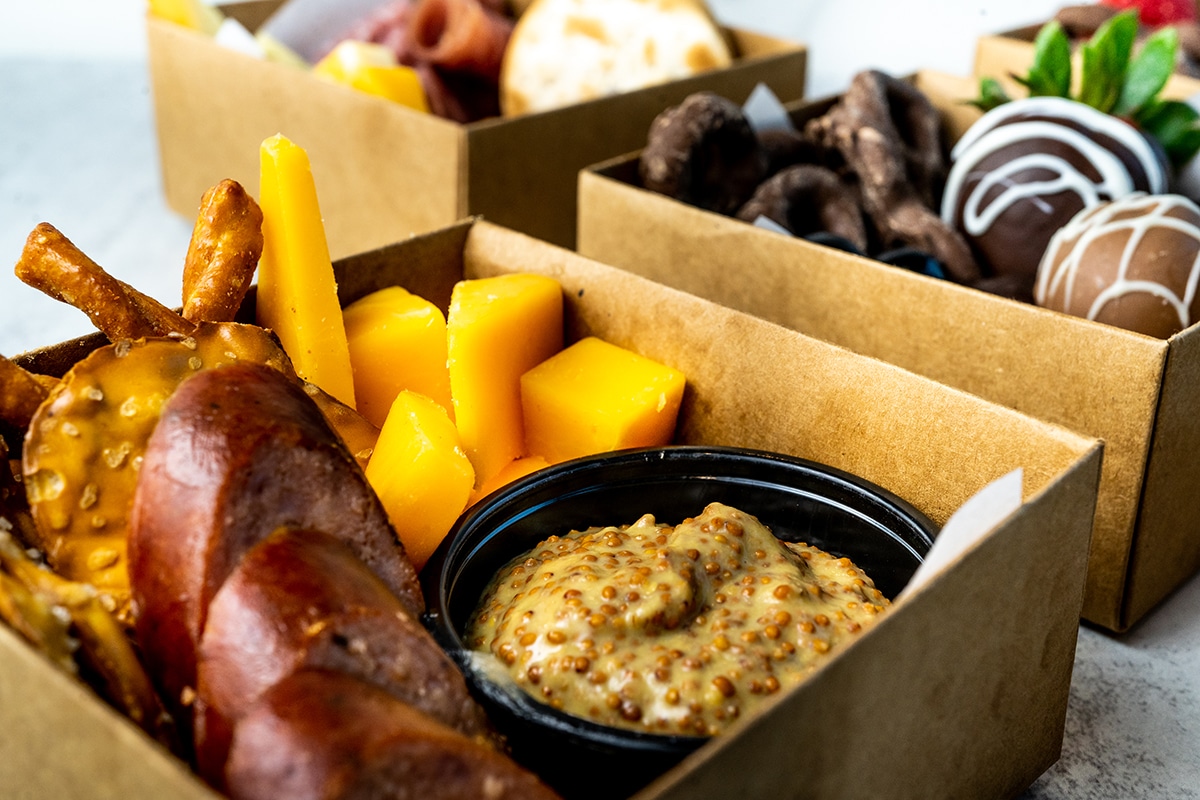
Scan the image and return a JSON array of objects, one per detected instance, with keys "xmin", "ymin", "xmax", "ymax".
[
  {"xmin": 225, "ymin": 669, "xmax": 559, "ymax": 800},
  {"xmin": 128, "ymin": 362, "xmax": 423, "ymax": 716},
  {"xmin": 195, "ymin": 526, "xmax": 489, "ymax": 786},
  {"xmin": 406, "ymin": 0, "xmax": 513, "ymax": 81}
]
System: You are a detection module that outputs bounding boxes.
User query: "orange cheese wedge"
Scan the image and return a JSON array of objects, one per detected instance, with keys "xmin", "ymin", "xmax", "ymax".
[
  {"xmin": 313, "ymin": 41, "xmax": 429, "ymax": 112},
  {"xmin": 256, "ymin": 133, "xmax": 356, "ymax": 407},
  {"xmin": 364, "ymin": 391, "xmax": 475, "ymax": 571},
  {"xmin": 520, "ymin": 336, "xmax": 685, "ymax": 463},
  {"xmin": 447, "ymin": 274, "xmax": 563, "ymax": 486},
  {"xmin": 343, "ymin": 286, "xmax": 452, "ymax": 428}
]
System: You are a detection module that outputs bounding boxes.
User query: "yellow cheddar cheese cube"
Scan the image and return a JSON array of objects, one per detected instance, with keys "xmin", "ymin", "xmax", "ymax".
[
  {"xmin": 256, "ymin": 134, "xmax": 356, "ymax": 408},
  {"xmin": 364, "ymin": 391, "xmax": 475, "ymax": 571},
  {"xmin": 343, "ymin": 286, "xmax": 452, "ymax": 429},
  {"xmin": 147, "ymin": 0, "xmax": 223, "ymax": 35},
  {"xmin": 468, "ymin": 455, "xmax": 550, "ymax": 507},
  {"xmin": 447, "ymin": 274, "xmax": 563, "ymax": 486},
  {"xmin": 520, "ymin": 337, "xmax": 685, "ymax": 464},
  {"xmin": 312, "ymin": 41, "xmax": 429, "ymax": 112}
]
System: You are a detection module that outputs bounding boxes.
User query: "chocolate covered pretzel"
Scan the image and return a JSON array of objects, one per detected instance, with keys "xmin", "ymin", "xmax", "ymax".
[
  {"xmin": 807, "ymin": 70, "xmax": 981, "ymax": 282},
  {"xmin": 639, "ymin": 92, "xmax": 768, "ymax": 216},
  {"xmin": 736, "ymin": 164, "xmax": 868, "ymax": 252}
]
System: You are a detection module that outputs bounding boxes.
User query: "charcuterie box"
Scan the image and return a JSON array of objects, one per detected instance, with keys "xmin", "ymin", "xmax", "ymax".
[
  {"xmin": 0, "ymin": 219, "xmax": 1100, "ymax": 798},
  {"xmin": 576, "ymin": 68, "xmax": 1200, "ymax": 633},
  {"xmin": 973, "ymin": 22, "xmax": 1200, "ymax": 99},
  {"xmin": 145, "ymin": 1, "xmax": 806, "ymax": 254}
]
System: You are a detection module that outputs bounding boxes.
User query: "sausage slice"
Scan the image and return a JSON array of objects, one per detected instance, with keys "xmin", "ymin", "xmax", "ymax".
[
  {"xmin": 225, "ymin": 669, "xmax": 559, "ymax": 800},
  {"xmin": 195, "ymin": 526, "xmax": 489, "ymax": 785}
]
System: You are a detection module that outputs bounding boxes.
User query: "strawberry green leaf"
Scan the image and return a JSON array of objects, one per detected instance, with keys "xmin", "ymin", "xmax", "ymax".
[
  {"xmin": 1018, "ymin": 20, "xmax": 1072, "ymax": 97},
  {"xmin": 1078, "ymin": 10, "xmax": 1138, "ymax": 113},
  {"xmin": 1135, "ymin": 98, "xmax": 1200, "ymax": 167},
  {"xmin": 1115, "ymin": 26, "xmax": 1179, "ymax": 117},
  {"xmin": 968, "ymin": 76, "xmax": 1013, "ymax": 112}
]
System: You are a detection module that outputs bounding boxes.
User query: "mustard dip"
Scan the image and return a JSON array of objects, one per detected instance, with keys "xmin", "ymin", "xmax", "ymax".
[{"xmin": 467, "ymin": 502, "xmax": 889, "ymax": 736}]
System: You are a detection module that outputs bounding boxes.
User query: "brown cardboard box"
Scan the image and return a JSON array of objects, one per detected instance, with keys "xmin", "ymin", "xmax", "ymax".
[
  {"xmin": 973, "ymin": 23, "xmax": 1200, "ymax": 99},
  {"xmin": 577, "ymin": 70, "xmax": 1200, "ymax": 633},
  {"xmin": 146, "ymin": 2, "xmax": 806, "ymax": 255},
  {"xmin": 1, "ymin": 220, "xmax": 1100, "ymax": 798}
]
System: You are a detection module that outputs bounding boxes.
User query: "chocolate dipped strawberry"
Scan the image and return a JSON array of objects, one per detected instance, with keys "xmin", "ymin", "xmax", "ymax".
[{"xmin": 942, "ymin": 12, "xmax": 1200, "ymax": 292}]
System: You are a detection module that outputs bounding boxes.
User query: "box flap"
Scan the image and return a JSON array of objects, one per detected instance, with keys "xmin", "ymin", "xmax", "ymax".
[
  {"xmin": 1123, "ymin": 322, "xmax": 1200, "ymax": 626},
  {"xmin": 0, "ymin": 626, "xmax": 218, "ymax": 799}
]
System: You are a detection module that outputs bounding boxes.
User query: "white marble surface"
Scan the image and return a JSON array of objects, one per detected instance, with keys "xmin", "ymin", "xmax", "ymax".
[{"xmin": 1, "ymin": 2, "xmax": 1199, "ymax": 798}]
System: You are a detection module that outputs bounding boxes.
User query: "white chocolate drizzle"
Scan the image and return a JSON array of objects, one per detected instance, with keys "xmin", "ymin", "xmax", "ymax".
[
  {"xmin": 1034, "ymin": 193, "xmax": 1200, "ymax": 331},
  {"xmin": 941, "ymin": 97, "xmax": 1167, "ymax": 237}
]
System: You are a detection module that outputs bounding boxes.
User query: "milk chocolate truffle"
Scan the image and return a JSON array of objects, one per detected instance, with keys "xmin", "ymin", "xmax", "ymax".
[
  {"xmin": 1034, "ymin": 193, "xmax": 1200, "ymax": 337},
  {"xmin": 942, "ymin": 96, "xmax": 1168, "ymax": 285}
]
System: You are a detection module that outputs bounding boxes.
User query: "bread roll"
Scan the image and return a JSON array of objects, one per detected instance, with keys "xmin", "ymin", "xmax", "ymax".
[{"xmin": 500, "ymin": 0, "xmax": 733, "ymax": 116}]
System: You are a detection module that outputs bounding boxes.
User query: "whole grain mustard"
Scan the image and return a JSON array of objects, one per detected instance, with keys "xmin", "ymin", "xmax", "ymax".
[{"xmin": 467, "ymin": 502, "xmax": 889, "ymax": 736}]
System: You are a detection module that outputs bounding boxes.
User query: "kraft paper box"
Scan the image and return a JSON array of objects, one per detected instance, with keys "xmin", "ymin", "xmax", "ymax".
[
  {"xmin": 973, "ymin": 23, "xmax": 1200, "ymax": 100},
  {"xmin": 1, "ymin": 220, "xmax": 1100, "ymax": 798},
  {"xmin": 145, "ymin": 2, "xmax": 806, "ymax": 254},
  {"xmin": 577, "ymin": 69, "xmax": 1200, "ymax": 633}
]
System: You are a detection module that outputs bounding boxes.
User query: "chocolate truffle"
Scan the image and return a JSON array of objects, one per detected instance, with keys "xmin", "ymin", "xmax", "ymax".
[
  {"xmin": 1034, "ymin": 193, "xmax": 1200, "ymax": 337},
  {"xmin": 941, "ymin": 96, "xmax": 1168, "ymax": 285}
]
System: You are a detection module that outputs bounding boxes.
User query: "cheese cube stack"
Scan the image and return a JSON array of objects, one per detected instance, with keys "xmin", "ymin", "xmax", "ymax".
[
  {"xmin": 343, "ymin": 287, "xmax": 452, "ymax": 429},
  {"xmin": 364, "ymin": 391, "xmax": 475, "ymax": 570},
  {"xmin": 521, "ymin": 337, "xmax": 685, "ymax": 463},
  {"xmin": 312, "ymin": 41, "xmax": 429, "ymax": 112},
  {"xmin": 256, "ymin": 134, "xmax": 356, "ymax": 407},
  {"xmin": 446, "ymin": 274, "xmax": 563, "ymax": 487}
]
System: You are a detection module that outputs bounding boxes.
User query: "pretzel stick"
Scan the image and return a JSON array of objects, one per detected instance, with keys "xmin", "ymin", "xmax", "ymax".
[
  {"xmin": 15, "ymin": 223, "xmax": 195, "ymax": 341},
  {"xmin": 182, "ymin": 179, "xmax": 264, "ymax": 323},
  {"xmin": 0, "ymin": 354, "xmax": 51, "ymax": 430}
]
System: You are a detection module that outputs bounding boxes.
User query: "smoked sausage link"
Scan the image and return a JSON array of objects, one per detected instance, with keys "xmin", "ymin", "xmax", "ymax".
[
  {"xmin": 195, "ymin": 527, "xmax": 489, "ymax": 785},
  {"xmin": 226, "ymin": 669, "xmax": 560, "ymax": 800},
  {"xmin": 128, "ymin": 363, "xmax": 424, "ymax": 715}
]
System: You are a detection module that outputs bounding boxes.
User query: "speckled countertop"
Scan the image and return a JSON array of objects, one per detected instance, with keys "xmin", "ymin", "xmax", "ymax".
[{"xmin": 2, "ymin": 2, "xmax": 1198, "ymax": 798}]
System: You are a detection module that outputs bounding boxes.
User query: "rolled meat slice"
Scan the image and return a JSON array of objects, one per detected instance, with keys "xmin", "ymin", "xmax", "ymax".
[
  {"xmin": 405, "ymin": 0, "xmax": 513, "ymax": 81},
  {"xmin": 195, "ymin": 527, "xmax": 489, "ymax": 787},
  {"xmin": 128, "ymin": 362, "xmax": 423, "ymax": 719},
  {"xmin": 225, "ymin": 669, "xmax": 560, "ymax": 800},
  {"xmin": 416, "ymin": 61, "xmax": 501, "ymax": 122}
]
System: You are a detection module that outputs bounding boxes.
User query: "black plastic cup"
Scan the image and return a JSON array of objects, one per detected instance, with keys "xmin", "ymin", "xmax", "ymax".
[{"xmin": 420, "ymin": 446, "xmax": 938, "ymax": 799}]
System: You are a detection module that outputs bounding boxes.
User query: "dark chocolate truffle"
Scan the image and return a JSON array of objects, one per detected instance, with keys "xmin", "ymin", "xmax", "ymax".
[
  {"xmin": 941, "ymin": 96, "xmax": 1168, "ymax": 283},
  {"xmin": 1034, "ymin": 193, "xmax": 1200, "ymax": 337}
]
